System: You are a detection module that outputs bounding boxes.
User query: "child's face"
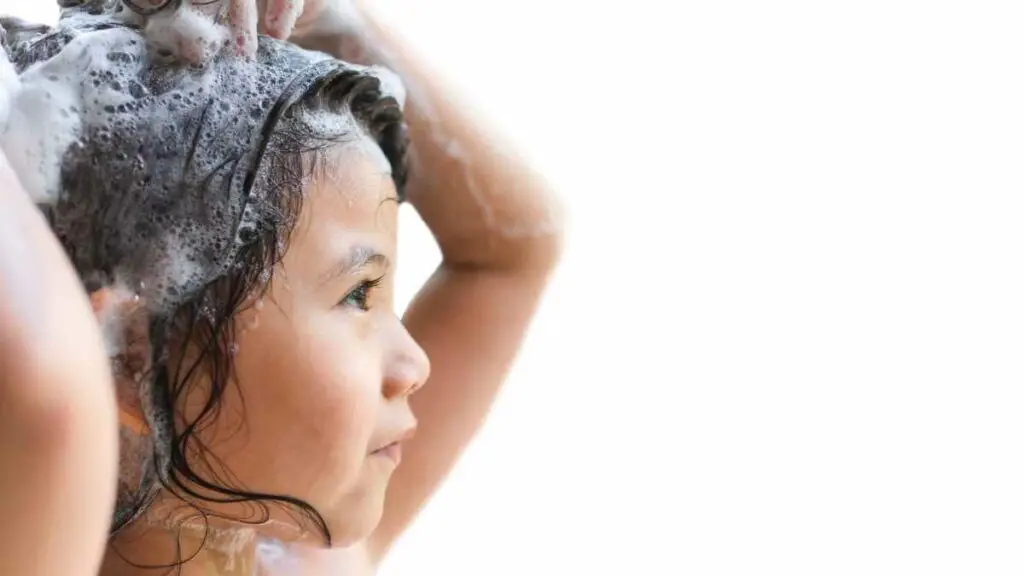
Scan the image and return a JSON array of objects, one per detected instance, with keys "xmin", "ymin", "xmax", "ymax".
[{"xmin": 176, "ymin": 146, "xmax": 430, "ymax": 545}]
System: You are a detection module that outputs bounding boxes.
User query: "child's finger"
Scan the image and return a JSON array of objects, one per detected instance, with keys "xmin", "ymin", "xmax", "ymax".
[
  {"xmin": 228, "ymin": 0, "xmax": 259, "ymax": 57},
  {"xmin": 264, "ymin": 0, "xmax": 304, "ymax": 39}
]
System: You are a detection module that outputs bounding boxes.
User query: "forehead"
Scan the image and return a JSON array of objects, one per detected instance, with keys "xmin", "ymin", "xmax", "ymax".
[{"xmin": 289, "ymin": 146, "xmax": 400, "ymax": 261}]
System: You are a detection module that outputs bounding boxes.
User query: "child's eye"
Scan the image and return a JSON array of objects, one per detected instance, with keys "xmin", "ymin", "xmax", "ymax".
[{"xmin": 339, "ymin": 276, "xmax": 384, "ymax": 311}]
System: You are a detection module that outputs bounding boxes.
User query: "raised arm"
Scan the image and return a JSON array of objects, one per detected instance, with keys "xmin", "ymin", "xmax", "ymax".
[
  {"xmin": 0, "ymin": 152, "xmax": 118, "ymax": 576},
  {"xmin": 291, "ymin": 1, "xmax": 566, "ymax": 562}
]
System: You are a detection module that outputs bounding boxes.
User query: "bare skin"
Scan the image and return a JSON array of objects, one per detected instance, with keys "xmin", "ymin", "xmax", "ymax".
[
  {"xmin": 0, "ymin": 0, "xmax": 563, "ymax": 573},
  {"xmin": 0, "ymin": 143, "xmax": 118, "ymax": 576}
]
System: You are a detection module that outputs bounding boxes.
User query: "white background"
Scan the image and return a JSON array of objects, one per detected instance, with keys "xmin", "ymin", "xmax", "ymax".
[{"xmin": 8, "ymin": 1, "xmax": 1024, "ymax": 574}]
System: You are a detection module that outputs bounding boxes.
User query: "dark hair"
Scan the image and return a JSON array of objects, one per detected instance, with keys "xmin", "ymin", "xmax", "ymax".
[{"xmin": 2, "ymin": 4, "xmax": 408, "ymax": 555}]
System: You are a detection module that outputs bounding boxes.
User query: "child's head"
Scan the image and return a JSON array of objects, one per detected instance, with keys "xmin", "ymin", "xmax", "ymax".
[{"xmin": 2, "ymin": 5, "xmax": 429, "ymax": 549}]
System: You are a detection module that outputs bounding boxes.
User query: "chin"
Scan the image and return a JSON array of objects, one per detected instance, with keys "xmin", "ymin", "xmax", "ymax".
[{"xmin": 324, "ymin": 485, "xmax": 388, "ymax": 547}]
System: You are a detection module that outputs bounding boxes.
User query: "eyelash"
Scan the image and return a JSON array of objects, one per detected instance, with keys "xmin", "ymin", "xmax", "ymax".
[{"xmin": 339, "ymin": 276, "xmax": 385, "ymax": 311}]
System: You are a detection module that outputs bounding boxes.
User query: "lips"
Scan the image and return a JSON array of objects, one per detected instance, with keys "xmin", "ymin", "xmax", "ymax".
[
  {"xmin": 372, "ymin": 441, "xmax": 403, "ymax": 464},
  {"xmin": 370, "ymin": 425, "xmax": 416, "ymax": 464}
]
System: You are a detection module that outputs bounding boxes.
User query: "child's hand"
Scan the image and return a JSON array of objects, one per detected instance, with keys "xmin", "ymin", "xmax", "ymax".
[
  {"xmin": 228, "ymin": 0, "xmax": 332, "ymax": 56},
  {"xmin": 119, "ymin": 0, "xmax": 339, "ymax": 61}
]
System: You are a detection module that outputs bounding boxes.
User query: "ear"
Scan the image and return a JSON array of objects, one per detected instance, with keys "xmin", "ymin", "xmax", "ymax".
[{"xmin": 89, "ymin": 286, "xmax": 151, "ymax": 436}]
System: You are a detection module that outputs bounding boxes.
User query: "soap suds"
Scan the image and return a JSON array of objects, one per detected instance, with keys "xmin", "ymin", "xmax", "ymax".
[
  {"xmin": 3, "ymin": 3, "xmax": 405, "ymax": 321},
  {"xmin": 0, "ymin": 44, "xmax": 18, "ymax": 129},
  {"xmin": 255, "ymin": 538, "xmax": 303, "ymax": 575},
  {"xmin": 1, "ymin": 26, "xmax": 141, "ymax": 204},
  {"xmin": 0, "ymin": 7, "xmax": 340, "ymax": 315},
  {"xmin": 300, "ymin": 105, "xmax": 392, "ymax": 175}
]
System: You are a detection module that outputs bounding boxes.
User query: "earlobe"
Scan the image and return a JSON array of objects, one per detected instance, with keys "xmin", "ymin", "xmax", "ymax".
[{"xmin": 89, "ymin": 285, "xmax": 152, "ymax": 436}]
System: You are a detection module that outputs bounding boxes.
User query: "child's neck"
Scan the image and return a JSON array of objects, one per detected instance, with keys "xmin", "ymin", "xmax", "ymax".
[{"xmin": 100, "ymin": 522, "xmax": 311, "ymax": 575}]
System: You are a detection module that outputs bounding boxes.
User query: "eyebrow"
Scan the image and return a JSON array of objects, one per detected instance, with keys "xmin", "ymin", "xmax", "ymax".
[{"xmin": 317, "ymin": 244, "xmax": 390, "ymax": 287}]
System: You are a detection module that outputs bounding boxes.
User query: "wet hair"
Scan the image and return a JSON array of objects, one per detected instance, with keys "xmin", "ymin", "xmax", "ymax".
[{"xmin": 1, "ymin": 3, "xmax": 407, "ymax": 551}]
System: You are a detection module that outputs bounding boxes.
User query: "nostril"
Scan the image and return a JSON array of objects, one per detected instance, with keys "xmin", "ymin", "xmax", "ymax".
[
  {"xmin": 383, "ymin": 360, "xmax": 427, "ymax": 399},
  {"xmin": 408, "ymin": 378, "xmax": 427, "ymax": 397}
]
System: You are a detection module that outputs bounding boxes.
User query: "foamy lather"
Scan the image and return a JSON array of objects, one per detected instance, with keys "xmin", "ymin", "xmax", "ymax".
[{"xmin": 0, "ymin": 1, "xmax": 405, "ymax": 317}]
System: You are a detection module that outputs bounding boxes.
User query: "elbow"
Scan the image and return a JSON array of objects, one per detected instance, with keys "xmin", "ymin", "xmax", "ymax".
[
  {"xmin": 522, "ymin": 219, "xmax": 566, "ymax": 274},
  {"xmin": 432, "ymin": 179, "xmax": 569, "ymax": 274},
  {"xmin": 493, "ymin": 186, "xmax": 568, "ymax": 274},
  {"xmin": 520, "ymin": 190, "xmax": 567, "ymax": 273}
]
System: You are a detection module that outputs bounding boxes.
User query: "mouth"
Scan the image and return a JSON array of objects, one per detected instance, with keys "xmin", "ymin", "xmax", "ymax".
[
  {"xmin": 370, "ymin": 425, "xmax": 416, "ymax": 465},
  {"xmin": 371, "ymin": 441, "xmax": 403, "ymax": 464}
]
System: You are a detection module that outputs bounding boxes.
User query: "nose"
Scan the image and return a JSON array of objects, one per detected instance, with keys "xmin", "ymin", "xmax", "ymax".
[{"xmin": 382, "ymin": 316, "xmax": 431, "ymax": 400}]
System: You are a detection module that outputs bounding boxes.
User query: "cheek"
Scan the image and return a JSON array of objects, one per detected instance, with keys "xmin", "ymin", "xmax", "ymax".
[
  {"xmin": 220, "ymin": 304, "xmax": 385, "ymax": 486},
  {"xmin": 300, "ymin": 326, "xmax": 381, "ymax": 453}
]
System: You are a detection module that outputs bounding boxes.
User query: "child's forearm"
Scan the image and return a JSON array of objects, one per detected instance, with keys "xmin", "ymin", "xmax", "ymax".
[{"xmin": 0, "ymin": 150, "xmax": 118, "ymax": 576}]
